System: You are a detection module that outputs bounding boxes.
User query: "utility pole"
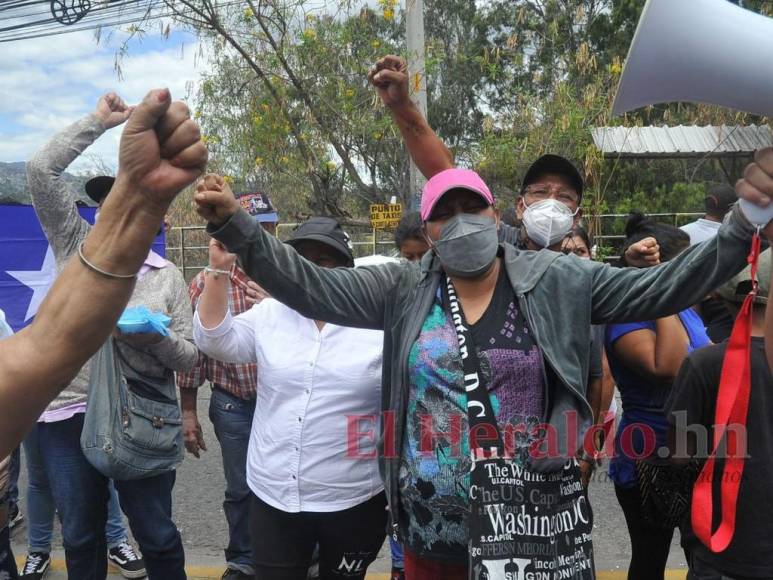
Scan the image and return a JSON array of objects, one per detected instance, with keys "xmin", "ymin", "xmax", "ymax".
[{"xmin": 406, "ymin": 0, "xmax": 427, "ymax": 207}]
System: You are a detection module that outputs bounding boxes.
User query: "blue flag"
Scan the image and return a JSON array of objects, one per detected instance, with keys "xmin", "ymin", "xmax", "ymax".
[{"xmin": 0, "ymin": 205, "xmax": 165, "ymax": 332}]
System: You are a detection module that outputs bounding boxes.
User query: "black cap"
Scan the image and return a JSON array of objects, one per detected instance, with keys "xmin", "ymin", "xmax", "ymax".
[
  {"xmin": 84, "ymin": 175, "xmax": 115, "ymax": 205},
  {"xmin": 286, "ymin": 217, "xmax": 354, "ymax": 267},
  {"xmin": 521, "ymin": 155, "xmax": 584, "ymax": 201}
]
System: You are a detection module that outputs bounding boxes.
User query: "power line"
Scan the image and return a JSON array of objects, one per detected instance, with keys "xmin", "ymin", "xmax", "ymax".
[{"xmin": 0, "ymin": 0, "xmax": 178, "ymax": 42}]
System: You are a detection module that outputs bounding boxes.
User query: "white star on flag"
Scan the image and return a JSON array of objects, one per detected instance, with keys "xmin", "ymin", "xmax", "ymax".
[{"xmin": 6, "ymin": 245, "xmax": 57, "ymax": 322}]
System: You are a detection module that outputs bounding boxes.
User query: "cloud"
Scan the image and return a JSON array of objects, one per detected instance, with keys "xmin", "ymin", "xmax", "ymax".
[{"xmin": 0, "ymin": 25, "xmax": 207, "ymax": 173}]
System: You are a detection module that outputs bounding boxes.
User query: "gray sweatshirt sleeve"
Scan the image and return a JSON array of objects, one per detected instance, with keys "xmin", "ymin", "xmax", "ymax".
[
  {"xmin": 589, "ymin": 206, "xmax": 757, "ymax": 324},
  {"xmin": 26, "ymin": 114, "xmax": 105, "ymax": 261},
  {"xmin": 209, "ymin": 209, "xmax": 407, "ymax": 330},
  {"xmin": 147, "ymin": 266, "xmax": 198, "ymax": 372}
]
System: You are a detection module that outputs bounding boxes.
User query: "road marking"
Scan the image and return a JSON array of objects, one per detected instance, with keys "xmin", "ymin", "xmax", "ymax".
[{"xmin": 16, "ymin": 557, "xmax": 688, "ymax": 579}]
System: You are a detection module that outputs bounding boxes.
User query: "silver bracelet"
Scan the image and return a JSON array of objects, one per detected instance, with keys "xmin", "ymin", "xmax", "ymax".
[
  {"xmin": 78, "ymin": 241, "xmax": 138, "ymax": 279},
  {"xmin": 204, "ymin": 266, "xmax": 231, "ymax": 278}
]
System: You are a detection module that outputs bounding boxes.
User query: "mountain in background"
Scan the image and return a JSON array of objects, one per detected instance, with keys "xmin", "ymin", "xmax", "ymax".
[{"xmin": 0, "ymin": 161, "xmax": 94, "ymax": 205}]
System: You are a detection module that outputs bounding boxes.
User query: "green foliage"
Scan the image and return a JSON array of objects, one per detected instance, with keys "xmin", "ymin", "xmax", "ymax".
[{"xmin": 136, "ymin": 0, "xmax": 770, "ymax": 229}]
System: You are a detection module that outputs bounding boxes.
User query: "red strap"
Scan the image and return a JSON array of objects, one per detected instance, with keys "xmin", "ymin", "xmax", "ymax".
[{"xmin": 691, "ymin": 233, "xmax": 761, "ymax": 553}]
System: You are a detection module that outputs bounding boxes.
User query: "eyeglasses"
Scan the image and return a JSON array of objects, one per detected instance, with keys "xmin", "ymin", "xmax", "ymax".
[{"xmin": 523, "ymin": 185, "xmax": 579, "ymax": 205}]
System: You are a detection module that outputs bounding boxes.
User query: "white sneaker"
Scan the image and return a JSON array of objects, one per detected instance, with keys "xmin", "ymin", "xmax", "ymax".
[
  {"xmin": 108, "ymin": 541, "xmax": 147, "ymax": 578},
  {"xmin": 20, "ymin": 552, "xmax": 50, "ymax": 579}
]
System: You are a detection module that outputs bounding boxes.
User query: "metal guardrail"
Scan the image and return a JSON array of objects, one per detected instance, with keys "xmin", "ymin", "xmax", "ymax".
[
  {"xmin": 167, "ymin": 213, "xmax": 705, "ymax": 280},
  {"xmin": 166, "ymin": 223, "xmax": 398, "ymax": 281}
]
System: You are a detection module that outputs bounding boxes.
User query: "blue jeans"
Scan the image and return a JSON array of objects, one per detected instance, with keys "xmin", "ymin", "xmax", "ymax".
[
  {"xmin": 209, "ymin": 387, "xmax": 255, "ymax": 575},
  {"xmin": 24, "ymin": 415, "xmax": 109, "ymax": 580},
  {"xmin": 115, "ymin": 470, "xmax": 186, "ymax": 580},
  {"xmin": 24, "ymin": 427, "xmax": 128, "ymax": 553}
]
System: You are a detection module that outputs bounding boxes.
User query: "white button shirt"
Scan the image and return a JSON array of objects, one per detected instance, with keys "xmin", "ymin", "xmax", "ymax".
[{"xmin": 193, "ymin": 299, "xmax": 384, "ymax": 513}]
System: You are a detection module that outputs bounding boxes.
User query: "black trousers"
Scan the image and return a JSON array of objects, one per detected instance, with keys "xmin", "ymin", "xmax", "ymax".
[
  {"xmin": 615, "ymin": 484, "xmax": 675, "ymax": 580},
  {"xmin": 250, "ymin": 492, "xmax": 387, "ymax": 580}
]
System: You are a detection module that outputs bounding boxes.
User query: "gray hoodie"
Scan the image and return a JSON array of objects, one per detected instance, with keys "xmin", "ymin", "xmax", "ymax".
[
  {"xmin": 26, "ymin": 115, "xmax": 196, "ymax": 414},
  {"xmin": 210, "ymin": 204, "xmax": 755, "ymax": 541}
]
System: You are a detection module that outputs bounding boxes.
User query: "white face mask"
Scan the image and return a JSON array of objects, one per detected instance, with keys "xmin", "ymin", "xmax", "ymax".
[{"xmin": 521, "ymin": 199, "xmax": 578, "ymax": 248}]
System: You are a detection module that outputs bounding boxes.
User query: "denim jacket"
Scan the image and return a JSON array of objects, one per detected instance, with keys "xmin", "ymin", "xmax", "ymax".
[{"xmin": 210, "ymin": 206, "xmax": 755, "ymax": 540}]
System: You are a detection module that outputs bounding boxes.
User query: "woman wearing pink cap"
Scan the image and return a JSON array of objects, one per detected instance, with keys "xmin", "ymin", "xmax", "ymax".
[{"xmin": 194, "ymin": 160, "xmax": 773, "ymax": 579}]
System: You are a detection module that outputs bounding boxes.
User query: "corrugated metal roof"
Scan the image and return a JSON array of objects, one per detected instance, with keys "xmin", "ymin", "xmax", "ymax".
[{"xmin": 591, "ymin": 125, "xmax": 773, "ymax": 158}]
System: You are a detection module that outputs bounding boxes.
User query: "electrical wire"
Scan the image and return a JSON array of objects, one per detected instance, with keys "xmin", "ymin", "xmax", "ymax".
[{"xmin": 0, "ymin": 0, "xmax": 232, "ymax": 43}]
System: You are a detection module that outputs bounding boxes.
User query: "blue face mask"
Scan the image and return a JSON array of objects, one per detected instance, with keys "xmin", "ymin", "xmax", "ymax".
[{"xmin": 433, "ymin": 213, "xmax": 499, "ymax": 278}]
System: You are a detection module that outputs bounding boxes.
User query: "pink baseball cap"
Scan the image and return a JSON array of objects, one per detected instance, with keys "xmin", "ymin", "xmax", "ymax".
[{"xmin": 420, "ymin": 168, "xmax": 495, "ymax": 221}]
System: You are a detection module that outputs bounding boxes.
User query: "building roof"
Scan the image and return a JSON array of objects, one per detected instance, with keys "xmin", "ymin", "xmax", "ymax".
[{"xmin": 591, "ymin": 125, "xmax": 773, "ymax": 158}]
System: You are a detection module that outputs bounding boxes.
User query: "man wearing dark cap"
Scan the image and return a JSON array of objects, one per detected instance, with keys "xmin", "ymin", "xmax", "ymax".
[
  {"xmin": 176, "ymin": 187, "xmax": 278, "ymax": 580},
  {"xmin": 367, "ymin": 55, "xmax": 661, "ymax": 267},
  {"xmin": 502, "ymin": 153, "xmax": 584, "ymax": 249},
  {"xmin": 680, "ymin": 183, "xmax": 739, "ymax": 246},
  {"xmin": 25, "ymin": 92, "xmax": 196, "ymax": 579}
]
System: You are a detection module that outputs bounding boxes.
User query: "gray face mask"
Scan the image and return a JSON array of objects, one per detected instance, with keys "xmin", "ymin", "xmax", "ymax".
[{"xmin": 434, "ymin": 213, "xmax": 499, "ymax": 279}]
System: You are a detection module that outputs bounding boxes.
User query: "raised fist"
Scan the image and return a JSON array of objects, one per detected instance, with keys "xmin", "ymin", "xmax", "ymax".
[
  {"xmin": 94, "ymin": 92, "xmax": 132, "ymax": 130},
  {"xmin": 116, "ymin": 88, "xmax": 208, "ymax": 210},
  {"xmin": 736, "ymin": 148, "xmax": 773, "ymax": 239},
  {"xmin": 624, "ymin": 237, "xmax": 660, "ymax": 268},
  {"xmin": 368, "ymin": 55, "xmax": 411, "ymax": 110},
  {"xmin": 194, "ymin": 173, "xmax": 240, "ymax": 226}
]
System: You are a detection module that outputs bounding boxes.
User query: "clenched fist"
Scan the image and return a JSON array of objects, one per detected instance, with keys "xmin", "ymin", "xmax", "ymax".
[
  {"xmin": 94, "ymin": 92, "xmax": 133, "ymax": 130},
  {"xmin": 625, "ymin": 237, "xmax": 661, "ymax": 268},
  {"xmin": 116, "ymin": 88, "xmax": 207, "ymax": 211},
  {"xmin": 737, "ymin": 148, "xmax": 773, "ymax": 239},
  {"xmin": 368, "ymin": 55, "xmax": 411, "ymax": 110},
  {"xmin": 194, "ymin": 173, "xmax": 240, "ymax": 226}
]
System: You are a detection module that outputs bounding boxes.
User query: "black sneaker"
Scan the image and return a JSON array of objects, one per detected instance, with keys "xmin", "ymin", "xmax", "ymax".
[
  {"xmin": 20, "ymin": 552, "xmax": 50, "ymax": 579},
  {"xmin": 108, "ymin": 541, "xmax": 147, "ymax": 578},
  {"xmin": 8, "ymin": 503, "xmax": 23, "ymax": 530},
  {"xmin": 222, "ymin": 569, "xmax": 254, "ymax": 579},
  {"xmin": 390, "ymin": 568, "xmax": 405, "ymax": 580}
]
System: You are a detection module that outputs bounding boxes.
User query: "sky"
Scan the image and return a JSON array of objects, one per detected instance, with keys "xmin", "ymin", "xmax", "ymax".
[{"xmin": 0, "ymin": 23, "xmax": 206, "ymax": 173}]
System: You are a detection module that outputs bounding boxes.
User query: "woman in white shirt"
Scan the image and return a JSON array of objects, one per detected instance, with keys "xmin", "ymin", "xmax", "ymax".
[{"xmin": 194, "ymin": 217, "xmax": 386, "ymax": 580}]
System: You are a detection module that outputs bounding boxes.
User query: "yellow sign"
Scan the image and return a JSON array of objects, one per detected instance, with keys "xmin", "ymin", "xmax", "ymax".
[{"xmin": 370, "ymin": 203, "xmax": 403, "ymax": 230}]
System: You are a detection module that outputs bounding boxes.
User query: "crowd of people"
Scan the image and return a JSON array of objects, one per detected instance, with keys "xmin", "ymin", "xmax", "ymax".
[{"xmin": 0, "ymin": 54, "xmax": 771, "ymax": 580}]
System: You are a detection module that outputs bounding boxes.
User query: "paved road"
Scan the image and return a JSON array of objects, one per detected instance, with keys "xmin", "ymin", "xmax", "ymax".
[{"xmin": 11, "ymin": 390, "xmax": 687, "ymax": 577}]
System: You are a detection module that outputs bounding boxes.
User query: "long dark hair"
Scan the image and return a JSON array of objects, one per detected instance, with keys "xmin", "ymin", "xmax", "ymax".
[{"xmin": 619, "ymin": 213, "xmax": 690, "ymax": 266}]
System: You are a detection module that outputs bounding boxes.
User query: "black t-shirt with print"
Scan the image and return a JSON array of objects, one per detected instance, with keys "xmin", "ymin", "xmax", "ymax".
[
  {"xmin": 400, "ymin": 266, "xmax": 545, "ymax": 562},
  {"xmin": 667, "ymin": 338, "xmax": 773, "ymax": 578}
]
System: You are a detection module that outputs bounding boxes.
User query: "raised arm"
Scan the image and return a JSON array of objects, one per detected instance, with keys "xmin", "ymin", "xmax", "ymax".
[
  {"xmin": 194, "ymin": 175, "xmax": 407, "ymax": 330},
  {"xmin": 368, "ymin": 55, "xmax": 453, "ymax": 179},
  {"xmin": 0, "ymin": 89, "xmax": 207, "ymax": 457},
  {"xmin": 193, "ymin": 237, "xmax": 267, "ymax": 364},
  {"xmin": 26, "ymin": 93, "xmax": 132, "ymax": 259},
  {"xmin": 590, "ymin": 150, "xmax": 773, "ymax": 324}
]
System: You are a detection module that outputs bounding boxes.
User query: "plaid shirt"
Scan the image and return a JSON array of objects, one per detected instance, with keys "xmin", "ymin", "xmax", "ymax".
[{"xmin": 176, "ymin": 264, "xmax": 258, "ymax": 400}]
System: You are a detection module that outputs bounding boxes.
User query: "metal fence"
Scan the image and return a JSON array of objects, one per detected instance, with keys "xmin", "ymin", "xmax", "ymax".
[
  {"xmin": 167, "ymin": 212, "xmax": 704, "ymax": 281},
  {"xmin": 166, "ymin": 222, "xmax": 399, "ymax": 282}
]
